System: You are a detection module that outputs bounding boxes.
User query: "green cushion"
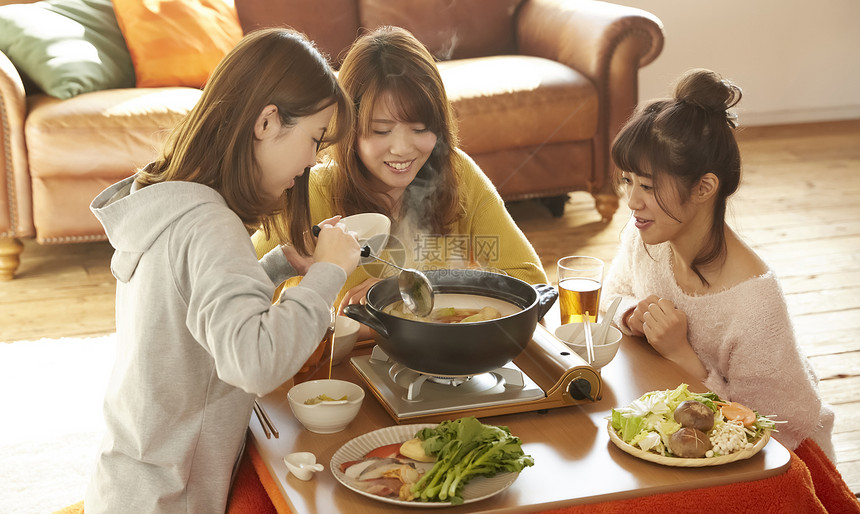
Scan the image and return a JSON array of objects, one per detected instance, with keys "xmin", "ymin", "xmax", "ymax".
[{"xmin": 0, "ymin": 0, "xmax": 135, "ymax": 99}]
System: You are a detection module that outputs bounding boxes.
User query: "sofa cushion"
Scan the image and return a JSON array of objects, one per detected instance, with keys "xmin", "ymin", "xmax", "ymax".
[
  {"xmin": 235, "ymin": 0, "xmax": 360, "ymax": 66},
  {"xmin": 358, "ymin": 0, "xmax": 525, "ymax": 60},
  {"xmin": 25, "ymin": 88, "xmax": 202, "ymax": 179},
  {"xmin": 439, "ymin": 56, "xmax": 598, "ymax": 155},
  {"xmin": 112, "ymin": 0, "xmax": 244, "ymax": 88},
  {"xmin": 25, "ymin": 88, "xmax": 202, "ymax": 240},
  {"xmin": 0, "ymin": 0, "xmax": 135, "ymax": 99}
]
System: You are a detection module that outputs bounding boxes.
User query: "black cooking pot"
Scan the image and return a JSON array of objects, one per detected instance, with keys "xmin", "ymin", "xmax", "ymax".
[{"xmin": 343, "ymin": 269, "xmax": 557, "ymax": 376}]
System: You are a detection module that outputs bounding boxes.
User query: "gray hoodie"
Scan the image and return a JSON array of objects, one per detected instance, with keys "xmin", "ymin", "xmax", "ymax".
[{"xmin": 86, "ymin": 175, "xmax": 345, "ymax": 513}]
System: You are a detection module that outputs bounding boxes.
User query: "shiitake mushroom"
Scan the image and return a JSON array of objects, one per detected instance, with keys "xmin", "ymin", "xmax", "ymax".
[
  {"xmin": 673, "ymin": 400, "xmax": 715, "ymax": 432},
  {"xmin": 668, "ymin": 427, "xmax": 712, "ymax": 458}
]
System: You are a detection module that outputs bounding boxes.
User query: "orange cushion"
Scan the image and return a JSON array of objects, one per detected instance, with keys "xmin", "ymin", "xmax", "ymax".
[{"xmin": 112, "ymin": 0, "xmax": 244, "ymax": 88}]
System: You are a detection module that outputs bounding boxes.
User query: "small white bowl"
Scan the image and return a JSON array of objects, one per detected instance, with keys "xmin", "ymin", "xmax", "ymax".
[
  {"xmin": 331, "ymin": 315, "xmax": 361, "ymax": 365},
  {"xmin": 284, "ymin": 452, "xmax": 324, "ymax": 481},
  {"xmin": 287, "ymin": 379, "xmax": 364, "ymax": 434},
  {"xmin": 340, "ymin": 213, "xmax": 390, "ymax": 258},
  {"xmin": 554, "ymin": 322, "xmax": 622, "ymax": 369}
]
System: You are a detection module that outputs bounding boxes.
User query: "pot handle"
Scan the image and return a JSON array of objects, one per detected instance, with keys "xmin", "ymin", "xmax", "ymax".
[
  {"xmin": 343, "ymin": 304, "xmax": 390, "ymax": 338},
  {"xmin": 533, "ymin": 284, "xmax": 558, "ymax": 321}
]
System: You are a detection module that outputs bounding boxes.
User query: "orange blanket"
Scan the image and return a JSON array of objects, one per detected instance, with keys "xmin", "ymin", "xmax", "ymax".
[
  {"xmin": 792, "ymin": 439, "xmax": 860, "ymax": 514},
  {"xmin": 56, "ymin": 439, "xmax": 858, "ymax": 514},
  {"xmin": 226, "ymin": 443, "xmax": 281, "ymax": 514},
  {"xmin": 52, "ymin": 448, "xmax": 280, "ymax": 514},
  {"xmin": 541, "ymin": 440, "xmax": 859, "ymax": 513}
]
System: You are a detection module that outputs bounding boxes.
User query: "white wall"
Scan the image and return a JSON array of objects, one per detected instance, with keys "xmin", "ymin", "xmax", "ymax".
[{"xmin": 612, "ymin": 0, "xmax": 860, "ymax": 126}]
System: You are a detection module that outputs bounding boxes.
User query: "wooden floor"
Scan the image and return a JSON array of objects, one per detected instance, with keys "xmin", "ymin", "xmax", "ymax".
[{"xmin": 1, "ymin": 120, "xmax": 858, "ymax": 494}]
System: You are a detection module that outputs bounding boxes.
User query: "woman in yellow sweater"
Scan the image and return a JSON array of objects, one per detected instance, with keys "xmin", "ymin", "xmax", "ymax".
[{"xmin": 254, "ymin": 26, "xmax": 546, "ymax": 313}]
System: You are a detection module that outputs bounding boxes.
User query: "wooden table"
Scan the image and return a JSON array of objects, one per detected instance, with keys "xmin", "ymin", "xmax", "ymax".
[{"xmin": 249, "ymin": 326, "xmax": 791, "ymax": 513}]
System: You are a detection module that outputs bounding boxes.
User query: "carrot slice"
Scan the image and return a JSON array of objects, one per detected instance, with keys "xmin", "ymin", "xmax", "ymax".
[
  {"xmin": 364, "ymin": 442, "xmax": 404, "ymax": 459},
  {"xmin": 719, "ymin": 401, "xmax": 757, "ymax": 427}
]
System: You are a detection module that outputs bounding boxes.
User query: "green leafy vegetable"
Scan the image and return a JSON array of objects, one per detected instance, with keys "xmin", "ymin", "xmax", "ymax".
[
  {"xmin": 409, "ymin": 416, "xmax": 533, "ymax": 504},
  {"xmin": 610, "ymin": 384, "xmax": 780, "ymax": 457}
]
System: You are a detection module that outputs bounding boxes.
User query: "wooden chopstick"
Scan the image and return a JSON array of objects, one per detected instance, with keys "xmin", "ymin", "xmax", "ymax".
[
  {"xmin": 584, "ymin": 312, "xmax": 595, "ymax": 365},
  {"xmin": 257, "ymin": 401, "xmax": 279, "ymax": 438},
  {"xmin": 253, "ymin": 400, "xmax": 278, "ymax": 439},
  {"xmin": 253, "ymin": 401, "xmax": 270, "ymax": 438}
]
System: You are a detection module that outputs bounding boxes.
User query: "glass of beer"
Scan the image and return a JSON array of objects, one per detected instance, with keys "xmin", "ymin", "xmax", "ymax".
[{"xmin": 557, "ymin": 256, "xmax": 603, "ymax": 325}]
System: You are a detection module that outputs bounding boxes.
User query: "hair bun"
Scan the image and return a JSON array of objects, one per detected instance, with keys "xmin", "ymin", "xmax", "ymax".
[{"xmin": 673, "ymin": 68, "xmax": 742, "ymax": 125}]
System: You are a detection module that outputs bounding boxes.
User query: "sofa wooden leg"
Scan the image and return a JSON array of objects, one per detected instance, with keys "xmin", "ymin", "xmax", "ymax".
[
  {"xmin": 539, "ymin": 195, "xmax": 569, "ymax": 218},
  {"xmin": 0, "ymin": 237, "xmax": 24, "ymax": 280},
  {"xmin": 593, "ymin": 193, "xmax": 619, "ymax": 223}
]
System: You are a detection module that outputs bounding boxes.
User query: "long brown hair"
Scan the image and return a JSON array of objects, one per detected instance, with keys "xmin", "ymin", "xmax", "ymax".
[
  {"xmin": 330, "ymin": 26, "xmax": 462, "ymax": 234},
  {"xmin": 611, "ymin": 68, "xmax": 743, "ymax": 284},
  {"xmin": 136, "ymin": 28, "xmax": 353, "ymax": 254}
]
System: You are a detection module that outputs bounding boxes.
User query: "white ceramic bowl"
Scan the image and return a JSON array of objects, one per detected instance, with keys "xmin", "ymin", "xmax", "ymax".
[
  {"xmin": 340, "ymin": 213, "xmax": 390, "ymax": 259},
  {"xmin": 331, "ymin": 315, "xmax": 360, "ymax": 365},
  {"xmin": 287, "ymin": 379, "xmax": 364, "ymax": 434},
  {"xmin": 554, "ymin": 322, "xmax": 622, "ymax": 369}
]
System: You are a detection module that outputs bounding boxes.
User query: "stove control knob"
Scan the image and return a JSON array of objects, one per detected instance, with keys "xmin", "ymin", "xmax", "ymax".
[{"xmin": 568, "ymin": 377, "xmax": 595, "ymax": 401}]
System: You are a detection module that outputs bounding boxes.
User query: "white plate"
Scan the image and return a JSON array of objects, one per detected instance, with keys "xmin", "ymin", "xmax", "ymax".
[
  {"xmin": 330, "ymin": 423, "xmax": 519, "ymax": 507},
  {"xmin": 340, "ymin": 213, "xmax": 390, "ymax": 263},
  {"xmin": 606, "ymin": 421, "xmax": 770, "ymax": 467}
]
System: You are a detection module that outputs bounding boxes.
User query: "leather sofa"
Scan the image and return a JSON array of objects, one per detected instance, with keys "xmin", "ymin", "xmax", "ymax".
[{"xmin": 0, "ymin": 0, "xmax": 663, "ymax": 279}]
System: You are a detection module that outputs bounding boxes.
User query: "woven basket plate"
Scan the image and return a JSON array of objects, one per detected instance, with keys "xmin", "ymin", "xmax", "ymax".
[{"xmin": 606, "ymin": 421, "xmax": 770, "ymax": 467}]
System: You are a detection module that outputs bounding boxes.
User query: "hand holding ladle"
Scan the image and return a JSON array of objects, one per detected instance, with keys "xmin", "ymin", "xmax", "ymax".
[{"xmin": 312, "ymin": 225, "xmax": 434, "ymax": 317}]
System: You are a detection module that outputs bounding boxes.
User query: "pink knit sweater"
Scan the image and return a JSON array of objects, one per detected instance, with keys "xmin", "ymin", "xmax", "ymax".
[{"xmin": 603, "ymin": 220, "xmax": 836, "ymax": 461}]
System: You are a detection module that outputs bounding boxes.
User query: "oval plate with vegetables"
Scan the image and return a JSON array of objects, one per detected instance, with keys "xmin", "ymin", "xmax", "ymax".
[
  {"xmin": 607, "ymin": 384, "xmax": 778, "ymax": 467},
  {"xmin": 331, "ymin": 417, "xmax": 533, "ymax": 506}
]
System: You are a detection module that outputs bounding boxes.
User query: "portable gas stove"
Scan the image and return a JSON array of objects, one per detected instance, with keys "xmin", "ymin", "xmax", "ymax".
[{"xmin": 350, "ymin": 323, "xmax": 602, "ymax": 424}]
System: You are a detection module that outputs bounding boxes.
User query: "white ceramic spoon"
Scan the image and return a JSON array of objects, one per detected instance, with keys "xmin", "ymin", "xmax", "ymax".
[
  {"xmin": 594, "ymin": 297, "xmax": 622, "ymax": 346},
  {"xmin": 307, "ymin": 399, "xmax": 348, "ymax": 407},
  {"xmin": 284, "ymin": 452, "xmax": 324, "ymax": 481}
]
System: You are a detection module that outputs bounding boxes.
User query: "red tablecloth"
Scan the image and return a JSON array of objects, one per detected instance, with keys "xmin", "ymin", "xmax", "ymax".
[{"xmin": 225, "ymin": 438, "xmax": 858, "ymax": 514}]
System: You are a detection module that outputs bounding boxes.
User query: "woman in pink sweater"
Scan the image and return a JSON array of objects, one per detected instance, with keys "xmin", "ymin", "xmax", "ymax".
[{"xmin": 602, "ymin": 68, "xmax": 835, "ymax": 460}]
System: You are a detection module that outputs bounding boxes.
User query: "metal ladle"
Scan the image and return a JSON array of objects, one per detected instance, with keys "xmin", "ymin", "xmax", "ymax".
[
  {"xmin": 312, "ymin": 225, "xmax": 435, "ymax": 317},
  {"xmin": 359, "ymin": 245, "xmax": 435, "ymax": 317}
]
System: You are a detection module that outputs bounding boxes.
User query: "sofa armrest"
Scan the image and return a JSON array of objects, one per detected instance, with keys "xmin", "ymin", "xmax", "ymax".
[
  {"xmin": 0, "ymin": 50, "xmax": 34, "ymax": 239},
  {"xmin": 516, "ymin": 0, "xmax": 664, "ymax": 195},
  {"xmin": 517, "ymin": 0, "xmax": 663, "ymax": 85}
]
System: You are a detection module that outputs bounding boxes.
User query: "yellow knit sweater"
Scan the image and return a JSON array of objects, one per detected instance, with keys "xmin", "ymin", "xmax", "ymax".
[{"xmin": 253, "ymin": 149, "xmax": 547, "ymax": 307}]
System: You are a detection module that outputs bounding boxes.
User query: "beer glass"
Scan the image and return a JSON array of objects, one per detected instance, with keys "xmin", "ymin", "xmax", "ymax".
[{"xmin": 557, "ymin": 256, "xmax": 603, "ymax": 325}]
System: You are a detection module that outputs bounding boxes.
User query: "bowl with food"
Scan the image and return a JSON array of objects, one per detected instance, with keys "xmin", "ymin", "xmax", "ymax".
[
  {"xmin": 331, "ymin": 315, "xmax": 361, "ymax": 365},
  {"xmin": 554, "ymin": 322, "xmax": 622, "ymax": 369},
  {"xmin": 287, "ymin": 379, "xmax": 365, "ymax": 434},
  {"xmin": 340, "ymin": 213, "xmax": 390, "ymax": 263}
]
